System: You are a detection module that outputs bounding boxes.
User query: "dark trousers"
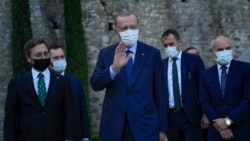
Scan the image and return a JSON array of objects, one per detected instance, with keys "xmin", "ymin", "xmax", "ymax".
[
  {"xmin": 202, "ymin": 128, "xmax": 208, "ymax": 141},
  {"xmin": 167, "ymin": 109, "xmax": 201, "ymax": 141},
  {"xmin": 121, "ymin": 115, "xmax": 134, "ymax": 141}
]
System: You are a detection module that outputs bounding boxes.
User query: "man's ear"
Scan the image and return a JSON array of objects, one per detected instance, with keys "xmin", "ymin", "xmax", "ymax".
[
  {"xmin": 209, "ymin": 49, "xmax": 216, "ymax": 57},
  {"xmin": 26, "ymin": 55, "xmax": 32, "ymax": 63},
  {"xmin": 113, "ymin": 26, "xmax": 119, "ymax": 35}
]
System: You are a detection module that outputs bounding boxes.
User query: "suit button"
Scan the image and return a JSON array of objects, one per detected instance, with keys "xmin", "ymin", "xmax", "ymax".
[
  {"xmin": 42, "ymin": 111, "xmax": 45, "ymax": 114},
  {"xmin": 223, "ymin": 105, "xmax": 227, "ymax": 108}
]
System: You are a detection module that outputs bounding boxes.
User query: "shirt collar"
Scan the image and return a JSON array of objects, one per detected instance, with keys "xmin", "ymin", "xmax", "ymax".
[
  {"xmin": 126, "ymin": 42, "xmax": 137, "ymax": 54},
  {"xmin": 170, "ymin": 51, "xmax": 182, "ymax": 61},
  {"xmin": 32, "ymin": 68, "xmax": 50, "ymax": 79},
  {"xmin": 217, "ymin": 63, "xmax": 231, "ymax": 70}
]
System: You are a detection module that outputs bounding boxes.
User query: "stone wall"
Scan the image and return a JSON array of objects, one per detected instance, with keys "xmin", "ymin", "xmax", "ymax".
[
  {"xmin": 0, "ymin": 0, "xmax": 12, "ymax": 140},
  {"xmin": 81, "ymin": 0, "xmax": 250, "ymax": 135},
  {"xmin": 0, "ymin": 0, "xmax": 250, "ymax": 139}
]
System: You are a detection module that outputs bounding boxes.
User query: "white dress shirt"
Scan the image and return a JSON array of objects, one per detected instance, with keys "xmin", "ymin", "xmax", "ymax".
[
  {"xmin": 168, "ymin": 51, "xmax": 183, "ymax": 108},
  {"xmin": 216, "ymin": 63, "xmax": 230, "ymax": 85},
  {"xmin": 32, "ymin": 68, "xmax": 50, "ymax": 95}
]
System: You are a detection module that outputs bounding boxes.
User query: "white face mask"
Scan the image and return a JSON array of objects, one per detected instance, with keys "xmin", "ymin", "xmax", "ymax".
[
  {"xmin": 214, "ymin": 50, "xmax": 233, "ymax": 65},
  {"xmin": 119, "ymin": 29, "xmax": 139, "ymax": 46},
  {"xmin": 52, "ymin": 59, "xmax": 67, "ymax": 73},
  {"xmin": 164, "ymin": 46, "xmax": 180, "ymax": 58}
]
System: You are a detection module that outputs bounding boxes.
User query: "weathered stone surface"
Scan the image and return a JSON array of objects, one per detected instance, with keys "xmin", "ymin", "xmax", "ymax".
[
  {"xmin": 1, "ymin": 0, "xmax": 250, "ymax": 139},
  {"xmin": 0, "ymin": 0, "xmax": 12, "ymax": 140}
]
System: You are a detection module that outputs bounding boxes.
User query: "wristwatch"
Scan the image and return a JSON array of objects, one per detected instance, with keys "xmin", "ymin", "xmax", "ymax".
[{"xmin": 225, "ymin": 117, "xmax": 232, "ymax": 126}]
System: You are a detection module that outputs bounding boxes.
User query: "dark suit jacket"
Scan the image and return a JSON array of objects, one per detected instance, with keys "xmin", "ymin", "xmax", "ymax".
[
  {"xmin": 90, "ymin": 41, "xmax": 167, "ymax": 141},
  {"xmin": 162, "ymin": 52, "xmax": 205, "ymax": 125},
  {"xmin": 199, "ymin": 60, "xmax": 250, "ymax": 140},
  {"xmin": 4, "ymin": 70, "xmax": 75, "ymax": 141},
  {"xmin": 65, "ymin": 73, "xmax": 90, "ymax": 140}
]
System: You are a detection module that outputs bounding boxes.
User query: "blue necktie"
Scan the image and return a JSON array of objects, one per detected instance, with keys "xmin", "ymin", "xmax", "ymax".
[
  {"xmin": 37, "ymin": 73, "xmax": 47, "ymax": 106},
  {"xmin": 125, "ymin": 50, "xmax": 133, "ymax": 84},
  {"xmin": 221, "ymin": 65, "xmax": 227, "ymax": 97},
  {"xmin": 172, "ymin": 58, "xmax": 181, "ymax": 110}
]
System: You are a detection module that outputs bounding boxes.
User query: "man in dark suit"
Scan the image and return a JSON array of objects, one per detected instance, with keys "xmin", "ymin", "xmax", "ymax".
[
  {"xmin": 161, "ymin": 29, "xmax": 205, "ymax": 141},
  {"xmin": 90, "ymin": 9, "xmax": 167, "ymax": 141},
  {"xmin": 4, "ymin": 39, "xmax": 75, "ymax": 141},
  {"xmin": 184, "ymin": 46, "xmax": 209, "ymax": 141},
  {"xmin": 49, "ymin": 44, "xmax": 90, "ymax": 141},
  {"xmin": 200, "ymin": 35, "xmax": 250, "ymax": 141}
]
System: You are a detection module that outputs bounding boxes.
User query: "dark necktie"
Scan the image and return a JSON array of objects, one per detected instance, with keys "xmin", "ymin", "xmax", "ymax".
[
  {"xmin": 37, "ymin": 73, "xmax": 47, "ymax": 106},
  {"xmin": 172, "ymin": 58, "xmax": 181, "ymax": 110},
  {"xmin": 125, "ymin": 50, "xmax": 133, "ymax": 84},
  {"xmin": 221, "ymin": 65, "xmax": 227, "ymax": 96}
]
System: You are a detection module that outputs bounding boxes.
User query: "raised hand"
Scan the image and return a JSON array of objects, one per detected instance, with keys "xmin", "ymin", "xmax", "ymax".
[{"xmin": 112, "ymin": 42, "xmax": 132, "ymax": 72}]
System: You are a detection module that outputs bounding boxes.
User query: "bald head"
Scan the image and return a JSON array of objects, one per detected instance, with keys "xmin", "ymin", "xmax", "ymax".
[{"xmin": 210, "ymin": 35, "xmax": 232, "ymax": 52}]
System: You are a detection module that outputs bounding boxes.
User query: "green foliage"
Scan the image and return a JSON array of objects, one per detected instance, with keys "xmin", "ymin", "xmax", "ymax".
[
  {"xmin": 11, "ymin": 0, "xmax": 32, "ymax": 76},
  {"xmin": 92, "ymin": 136, "xmax": 102, "ymax": 141},
  {"xmin": 63, "ymin": 0, "xmax": 93, "ymax": 139}
]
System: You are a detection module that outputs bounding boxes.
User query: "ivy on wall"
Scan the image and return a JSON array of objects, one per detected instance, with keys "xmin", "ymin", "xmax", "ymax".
[
  {"xmin": 11, "ymin": 0, "xmax": 32, "ymax": 76},
  {"xmin": 63, "ymin": 0, "xmax": 94, "ymax": 140}
]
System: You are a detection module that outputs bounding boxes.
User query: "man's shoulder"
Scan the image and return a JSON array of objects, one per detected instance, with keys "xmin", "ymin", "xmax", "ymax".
[
  {"xmin": 12, "ymin": 71, "xmax": 31, "ymax": 81},
  {"xmin": 64, "ymin": 73, "xmax": 82, "ymax": 83},
  {"xmin": 232, "ymin": 59, "xmax": 250, "ymax": 67},
  {"xmin": 101, "ymin": 43, "xmax": 118, "ymax": 52},
  {"xmin": 138, "ymin": 41, "xmax": 159, "ymax": 50}
]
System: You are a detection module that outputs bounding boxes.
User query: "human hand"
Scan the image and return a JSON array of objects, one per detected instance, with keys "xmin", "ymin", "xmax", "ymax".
[
  {"xmin": 112, "ymin": 42, "xmax": 131, "ymax": 72},
  {"xmin": 159, "ymin": 132, "xmax": 167, "ymax": 141},
  {"xmin": 213, "ymin": 118, "xmax": 228, "ymax": 132},
  {"xmin": 220, "ymin": 128, "xmax": 234, "ymax": 140},
  {"xmin": 201, "ymin": 114, "xmax": 209, "ymax": 129}
]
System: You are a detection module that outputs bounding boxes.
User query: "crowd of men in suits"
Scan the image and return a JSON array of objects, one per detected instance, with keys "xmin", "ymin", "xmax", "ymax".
[{"xmin": 4, "ymin": 9, "xmax": 250, "ymax": 141}]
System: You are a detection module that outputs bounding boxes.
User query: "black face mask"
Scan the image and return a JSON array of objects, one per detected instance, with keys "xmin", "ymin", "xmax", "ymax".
[{"xmin": 32, "ymin": 58, "xmax": 50, "ymax": 71}]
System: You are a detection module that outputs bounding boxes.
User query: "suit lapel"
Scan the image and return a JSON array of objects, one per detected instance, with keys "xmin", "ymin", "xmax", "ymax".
[
  {"xmin": 129, "ymin": 42, "xmax": 147, "ymax": 88},
  {"xmin": 181, "ymin": 53, "xmax": 187, "ymax": 92},
  {"xmin": 211, "ymin": 65, "xmax": 224, "ymax": 99},
  {"xmin": 46, "ymin": 71, "xmax": 57, "ymax": 106},
  {"xmin": 224, "ymin": 60, "xmax": 237, "ymax": 96},
  {"xmin": 26, "ymin": 71, "xmax": 43, "ymax": 105},
  {"xmin": 163, "ymin": 58, "xmax": 169, "ymax": 91}
]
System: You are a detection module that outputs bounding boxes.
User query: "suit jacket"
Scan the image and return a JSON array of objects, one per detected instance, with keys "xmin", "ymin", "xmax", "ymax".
[
  {"xmin": 90, "ymin": 41, "xmax": 167, "ymax": 141},
  {"xmin": 65, "ymin": 73, "xmax": 90, "ymax": 140},
  {"xmin": 162, "ymin": 52, "xmax": 205, "ymax": 125},
  {"xmin": 4, "ymin": 70, "xmax": 75, "ymax": 141},
  {"xmin": 199, "ymin": 60, "xmax": 250, "ymax": 140}
]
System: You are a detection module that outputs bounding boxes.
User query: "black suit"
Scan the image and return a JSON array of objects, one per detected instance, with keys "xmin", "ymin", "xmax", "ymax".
[{"xmin": 4, "ymin": 70, "xmax": 75, "ymax": 141}]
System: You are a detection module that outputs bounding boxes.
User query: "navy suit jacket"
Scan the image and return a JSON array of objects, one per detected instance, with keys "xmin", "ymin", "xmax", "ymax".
[
  {"xmin": 162, "ymin": 52, "xmax": 205, "ymax": 125},
  {"xmin": 199, "ymin": 60, "xmax": 250, "ymax": 140},
  {"xmin": 90, "ymin": 41, "xmax": 167, "ymax": 141},
  {"xmin": 64, "ymin": 73, "xmax": 90, "ymax": 140},
  {"xmin": 4, "ymin": 70, "xmax": 75, "ymax": 141}
]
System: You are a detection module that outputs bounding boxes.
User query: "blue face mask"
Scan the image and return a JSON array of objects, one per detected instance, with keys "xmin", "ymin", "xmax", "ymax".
[
  {"xmin": 52, "ymin": 59, "xmax": 67, "ymax": 73},
  {"xmin": 214, "ymin": 50, "xmax": 233, "ymax": 65}
]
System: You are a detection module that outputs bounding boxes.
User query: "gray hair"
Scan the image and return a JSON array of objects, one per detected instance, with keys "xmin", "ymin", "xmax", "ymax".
[
  {"xmin": 208, "ymin": 34, "xmax": 232, "ymax": 51},
  {"xmin": 114, "ymin": 9, "xmax": 139, "ymax": 27}
]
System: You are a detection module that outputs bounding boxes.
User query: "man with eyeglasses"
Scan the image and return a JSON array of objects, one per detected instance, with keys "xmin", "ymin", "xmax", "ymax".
[{"xmin": 199, "ymin": 34, "xmax": 250, "ymax": 141}]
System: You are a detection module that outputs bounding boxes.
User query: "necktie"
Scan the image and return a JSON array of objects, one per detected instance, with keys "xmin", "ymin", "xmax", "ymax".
[
  {"xmin": 37, "ymin": 73, "xmax": 47, "ymax": 106},
  {"xmin": 221, "ymin": 65, "xmax": 227, "ymax": 97},
  {"xmin": 125, "ymin": 50, "xmax": 133, "ymax": 84},
  {"xmin": 172, "ymin": 58, "xmax": 181, "ymax": 110}
]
